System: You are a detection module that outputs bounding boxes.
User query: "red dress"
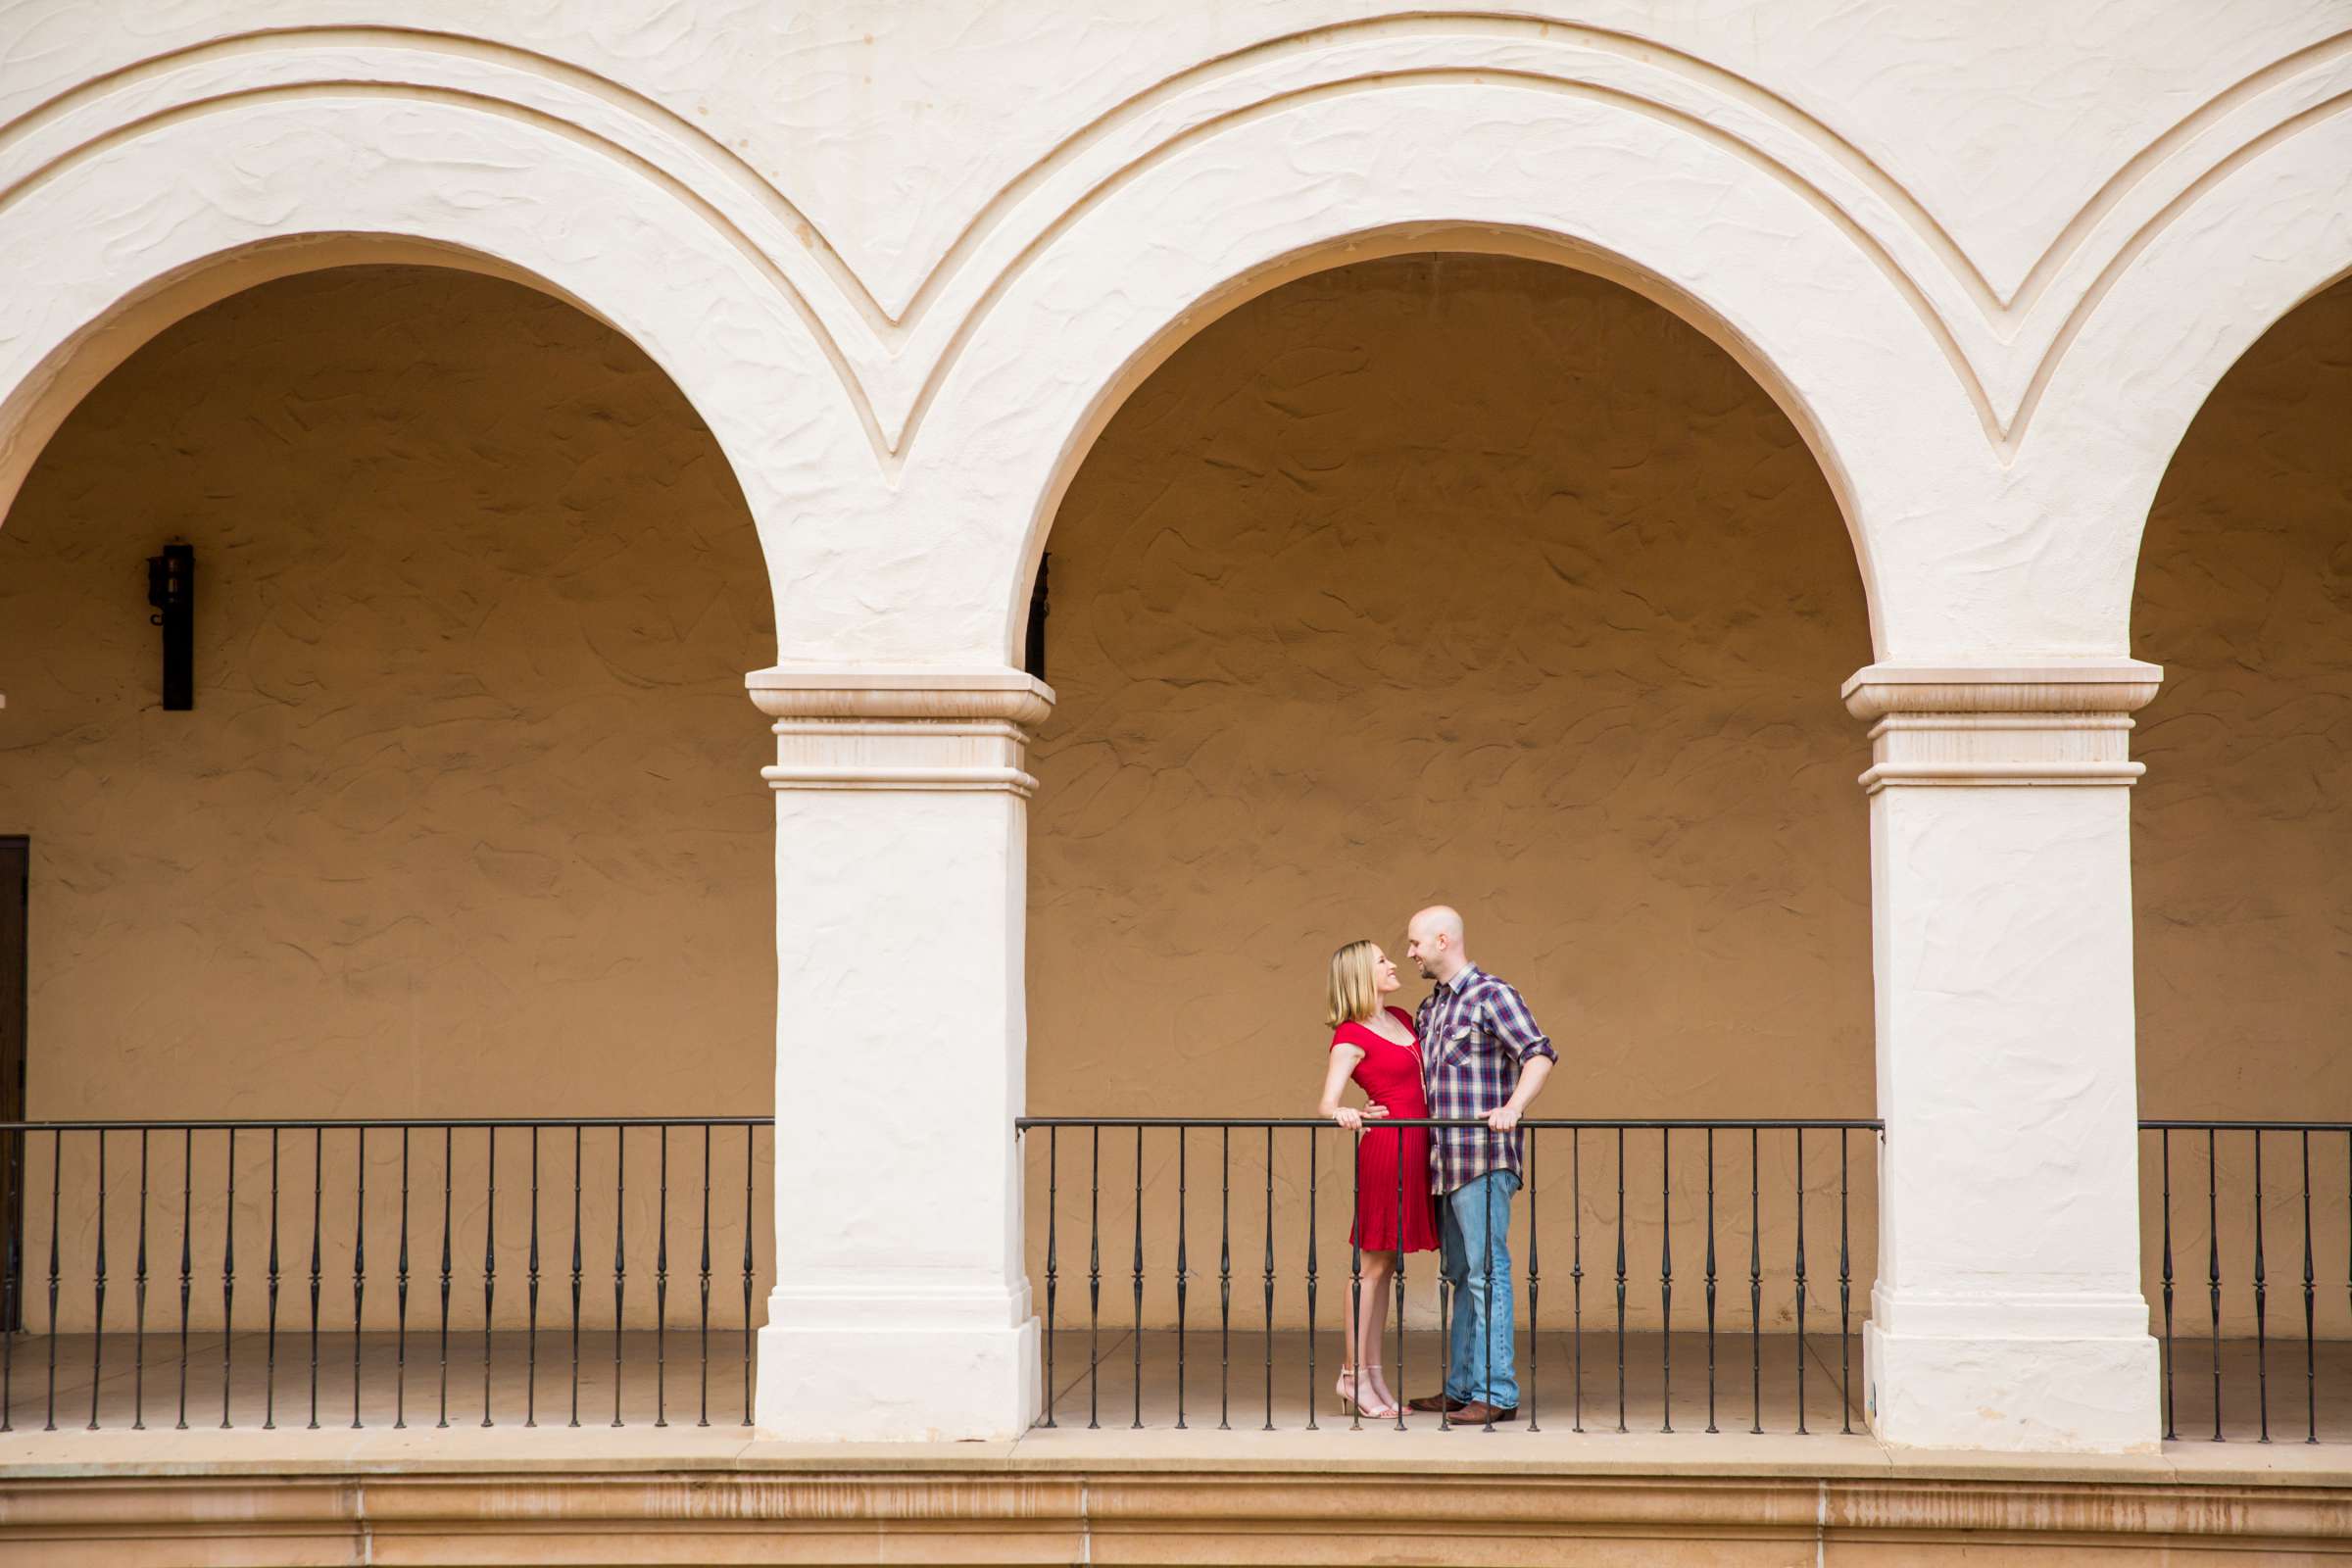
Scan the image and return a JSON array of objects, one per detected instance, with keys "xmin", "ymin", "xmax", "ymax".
[{"xmin": 1331, "ymin": 1006, "xmax": 1441, "ymax": 1252}]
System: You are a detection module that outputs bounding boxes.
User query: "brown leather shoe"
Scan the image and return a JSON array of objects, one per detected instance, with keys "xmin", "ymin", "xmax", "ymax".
[
  {"xmin": 1405, "ymin": 1392, "xmax": 1459, "ymax": 1413},
  {"xmin": 1447, "ymin": 1400, "xmax": 1520, "ymax": 1423}
]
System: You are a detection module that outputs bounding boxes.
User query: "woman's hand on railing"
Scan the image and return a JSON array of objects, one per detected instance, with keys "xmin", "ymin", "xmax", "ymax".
[{"xmin": 1330, "ymin": 1106, "xmax": 1363, "ymax": 1130}]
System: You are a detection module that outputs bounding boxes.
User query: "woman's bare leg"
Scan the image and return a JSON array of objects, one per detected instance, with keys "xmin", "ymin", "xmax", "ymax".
[{"xmin": 1357, "ymin": 1252, "xmax": 1396, "ymax": 1408}]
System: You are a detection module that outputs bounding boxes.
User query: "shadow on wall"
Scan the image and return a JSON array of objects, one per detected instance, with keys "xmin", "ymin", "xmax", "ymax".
[
  {"xmin": 1027, "ymin": 254, "xmax": 1875, "ymax": 1125},
  {"xmin": 0, "ymin": 265, "xmax": 778, "ymax": 1123}
]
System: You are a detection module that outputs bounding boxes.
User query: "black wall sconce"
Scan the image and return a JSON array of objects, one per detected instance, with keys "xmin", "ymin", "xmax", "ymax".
[
  {"xmin": 145, "ymin": 543, "xmax": 194, "ymax": 710},
  {"xmin": 1023, "ymin": 552, "xmax": 1051, "ymax": 683}
]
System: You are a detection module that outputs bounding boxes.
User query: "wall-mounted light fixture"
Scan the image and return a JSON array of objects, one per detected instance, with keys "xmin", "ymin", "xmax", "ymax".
[
  {"xmin": 145, "ymin": 542, "xmax": 194, "ymax": 710},
  {"xmin": 1023, "ymin": 552, "xmax": 1051, "ymax": 683}
]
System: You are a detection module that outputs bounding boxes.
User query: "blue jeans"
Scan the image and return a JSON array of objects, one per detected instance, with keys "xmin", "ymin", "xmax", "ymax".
[{"xmin": 1440, "ymin": 1170, "xmax": 1520, "ymax": 1407}]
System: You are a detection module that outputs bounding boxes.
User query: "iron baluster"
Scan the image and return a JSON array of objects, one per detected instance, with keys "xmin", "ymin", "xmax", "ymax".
[
  {"xmin": 570, "ymin": 1128, "xmax": 583, "ymax": 1428},
  {"xmin": 1042, "ymin": 1127, "xmax": 1057, "ymax": 1428},
  {"xmin": 395, "ymin": 1130, "xmax": 410, "ymax": 1429},
  {"xmin": 1393, "ymin": 1121, "xmax": 1406, "ymax": 1433},
  {"xmin": 1527, "ymin": 1129, "xmax": 1540, "ymax": 1433},
  {"xmin": 1794, "ymin": 1127, "xmax": 1808, "ymax": 1436},
  {"xmin": 741, "ymin": 1122, "xmax": 755, "ymax": 1427},
  {"xmin": 1614, "ymin": 1125, "xmax": 1626, "ymax": 1434},
  {"xmin": 483, "ymin": 1128, "xmax": 498, "ymax": 1428},
  {"xmin": 438, "ymin": 1126, "xmax": 453, "ymax": 1430},
  {"xmin": 2255, "ymin": 1128, "xmax": 2269, "ymax": 1442},
  {"xmin": 1174, "ymin": 1128, "xmax": 1187, "ymax": 1430},
  {"xmin": 1348, "ymin": 1126, "xmax": 1361, "ymax": 1431},
  {"xmin": 86, "ymin": 1129, "xmax": 106, "ymax": 1431},
  {"xmin": 2302, "ymin": 1129, "xmax": 2316, "ymax": 1444},
  {"xmin": 1748, "ymin": 1127, "xmax": 1762, "ymax": 1435},
  {"xmin": 175, "ymin": 1129, "xmax": 191, "ymax": 1431},
  {"xmin": 43, "ymin": 1129, "xmax": 60, "ymax": 1430},
  {"xmin": 1304, "ymin": 1125, "xmax": 1318, "ymax": 1433},
  {"xmin": 350, "ymin": 1127, "xmax": 365, "ymax": 1429},
  {"xmin": 1262, "ymin": 1125, "xmax": 1274, "ymax": 1432},
  {"xmin": 1133, "ymin": 1126, "xmax": 1145, "ymax": 1431},
  {"xmin": 1572, "ymin": 1127, "xmax": 1584, "ymax": 1433},
  {"xmin": 1088, "ymin": 1125, "xmax": 1101, "ymax": 1431},
  {"xmin": 1659, "ymin": 1126, "xmax": 1672, "ymax": 1433},
  {"xmin": 1220, "ymin": 1126, "xmax": 1231, "ymax": 1431},
  {"xmin": 2208, "ymin": 1126, "xmax": 2223, "ymax": 1441},
  {"xmin": 531, "ymin": 1128, "xmax": 544, "ymax": 1428},
  {"xmin": 1838, "ymin": 1127, "xmax": 1852, "ymax": 1435},
  {"xmin": 694, "ymin": 1126, "xmax": 708, "ymax": 1428},
  {"xmin": 133, "ymin": 1130, "xmax": 150, "ymax": 1430},
  {"xmin": 654, "ymin": 1126, "xmax": 668, "ymax": 1428},
  {"xmin": 612, "ymin": 1127, "xmax": 626, "ymax": 1428},
  {"xmin": 2160, "ymin": 1128, "xmax": 2175, "ymax": 1441},
  {"xmin": 1704, "ymin": 1127, "xmax": 1717, "ymax": 1434},
  {"xmin": 220, "ymin": 1129, "xmax": 235, "ymax": 1429}
]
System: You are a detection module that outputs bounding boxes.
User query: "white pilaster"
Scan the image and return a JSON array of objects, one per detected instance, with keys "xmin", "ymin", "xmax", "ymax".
[
  {"xmin": 748, "ymin": 666, "xmax": 1052, "ymax": 1441},
  {"xmin": 1851, "ymin": 662, "xmax": 2164, "ymax": 1453}
]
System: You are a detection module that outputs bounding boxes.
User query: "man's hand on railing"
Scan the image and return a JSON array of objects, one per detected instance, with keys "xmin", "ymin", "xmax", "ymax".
[{"xmin": 1485, "ymin": 1104, "xmax": 1522, "ymax": 1133}]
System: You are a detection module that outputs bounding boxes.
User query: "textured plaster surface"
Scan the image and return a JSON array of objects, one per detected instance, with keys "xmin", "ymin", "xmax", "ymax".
[
  {"xmin": 0, "ymin": 268, "xmax": 777, "ymax": 1326},
  {"xmin": 1, "ymin": 3, "xmax": 2347, "ymax": 665},
  {"xmin": 1025, "ymin": 256, "xmax": 1876, "ymax": 1327}
]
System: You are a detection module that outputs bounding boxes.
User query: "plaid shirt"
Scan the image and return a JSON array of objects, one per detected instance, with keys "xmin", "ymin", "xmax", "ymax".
[{"xmin": 1416, "ymin": 964, "xmax": 1556, "ymax": 1194}]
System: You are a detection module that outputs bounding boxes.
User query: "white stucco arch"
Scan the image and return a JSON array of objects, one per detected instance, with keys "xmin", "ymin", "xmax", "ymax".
[
  {"xmin": 2028, "ymin": 100, "xmax": 2352, "ymax": 654},
  {"xmin": 0, "ymin": 87, "xmax": 874, "ymax": 643},
  {"xmin": 857, "ymin": 77, "xmax": 2002, "ymax": 669}
]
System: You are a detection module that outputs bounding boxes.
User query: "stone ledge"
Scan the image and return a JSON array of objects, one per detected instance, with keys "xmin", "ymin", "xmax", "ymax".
[{"xmin": 8, "ymin": 1448, "xmax": 2352, "ymax": 1564}]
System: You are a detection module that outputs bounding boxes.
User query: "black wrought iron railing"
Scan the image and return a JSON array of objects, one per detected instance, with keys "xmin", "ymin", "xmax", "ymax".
[
  {"xmin": 0, "ymin": 1118, "xmax": 772, "ymax": 1433},
  {"xmin": 2142, "ymin": 1120, "xmax": 2352, "ymax": 1445},
  {"xmin": 1016, "ymin": 1117, "xmax": 1881, "ymax": 1436}
]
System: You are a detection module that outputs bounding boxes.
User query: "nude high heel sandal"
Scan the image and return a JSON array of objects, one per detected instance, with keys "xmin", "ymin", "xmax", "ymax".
[{"xmin": 1336, "ymin": 1364, "xmax": 1399, "ymax": 1419}]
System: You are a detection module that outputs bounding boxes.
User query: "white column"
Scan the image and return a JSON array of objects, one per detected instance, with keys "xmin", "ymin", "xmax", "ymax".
[
  {"xmin": 748, "ymin": 666, "xmax": 1052, "ymax": 1441},
  {"xmin": 1852, "ymin": 662, "xmax": 2163, "ymax": 1453}
]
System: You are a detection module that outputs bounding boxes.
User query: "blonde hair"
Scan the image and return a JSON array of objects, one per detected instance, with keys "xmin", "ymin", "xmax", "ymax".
[{"xmin": 1326, "ymin": 939, "xmax": 1381, "ymax": 1029}]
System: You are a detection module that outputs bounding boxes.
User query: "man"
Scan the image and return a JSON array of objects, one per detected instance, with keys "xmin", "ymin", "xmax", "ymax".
[{"xmin": 1399, "ymin": 905, "xmax": 1554, "ymax": 1423}]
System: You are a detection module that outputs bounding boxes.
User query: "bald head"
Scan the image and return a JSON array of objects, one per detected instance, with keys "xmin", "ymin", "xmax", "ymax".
[{"xmin": 1405, "ymin": 905, "xmax": 1469, "ymax": 984}]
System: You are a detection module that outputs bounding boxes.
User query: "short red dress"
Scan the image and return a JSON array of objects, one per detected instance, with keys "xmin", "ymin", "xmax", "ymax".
[{"xmin": 1331, "ymin": 1006, "xmax": 1441, "ymax": 1252}]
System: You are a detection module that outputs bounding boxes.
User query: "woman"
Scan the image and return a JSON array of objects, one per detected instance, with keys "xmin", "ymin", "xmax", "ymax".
[{"xmin": 1317, "ymin": 938, "xmax": 1440, "ymax": 1419}]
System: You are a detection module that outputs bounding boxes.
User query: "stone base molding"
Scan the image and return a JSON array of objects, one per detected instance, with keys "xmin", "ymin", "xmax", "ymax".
[
  {"xmin": 1850, "ymin": 660, "xmax": 2165, "ymax": 1453},
  {"xmin": 747, "ymin": 666, "xmax": 1054, "ymax": 1440},
  {"xmin": 10, "ymin": 1457, "xmax": 2352, "ymax": 1565}
]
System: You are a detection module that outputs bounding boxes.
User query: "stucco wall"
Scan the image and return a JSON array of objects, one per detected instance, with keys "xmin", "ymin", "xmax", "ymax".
[
  {"xmin": 2134, "ymin": 273, "xmax": 2352, "ymax": 1117},
  {"xmin": 0, "ymin": 265, "xmax": 777, "ymax": 1327},
  {"xmin": 2132, "ymin": 273, "xmax": 2352, "ymax": 1335},
  {"xmin": 1024, "ymin": 254, "xmax": 1877, "ymax": 1328}
]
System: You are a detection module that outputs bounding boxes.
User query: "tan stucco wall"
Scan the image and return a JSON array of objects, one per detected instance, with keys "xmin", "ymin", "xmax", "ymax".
[
  {"xmin": 0, "ymin": 266, "xmax": 777, "ymax": 1327},
  {"xmin": 1024, "ymin": 255, "xmax": 1878, "ymax": 1329},
  {"xmin": 2134, "ymin": 274, "xmax": 2352, "ymax": 1117},
  {"xmin": 0, "ymin": 266, "xmax": 776, "ymax": 1121},
  {"xmin": 2132, "ymin": 274, "xmax": 2352, "ymax": 1335}
]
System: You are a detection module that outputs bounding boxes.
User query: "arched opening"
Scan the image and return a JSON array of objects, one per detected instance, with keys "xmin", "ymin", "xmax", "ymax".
[
  {"xmin": 0, "ymin": 265, "xmax": 774, "ymax": 1412},
  {"xmin": 2131, "ymin": 270, "xmax": 2352, "ymax": 1439},
  {"xmin": 1019, "ymin": 251, "xmax": 1875, "ymax": 1428}
]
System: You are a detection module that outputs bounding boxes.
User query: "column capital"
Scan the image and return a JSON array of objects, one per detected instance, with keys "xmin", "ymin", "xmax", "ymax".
[
  {"xmin": 746, "ymin": 665, "xmax": 1055, "ymax": 725},
  {"xmin": 746, "ymin": 665, "xmax": 1057, "ymax": 797},
  {"xmin": 1840, "ymin": 661, "xmax": 2163, "ymax": 720},
  {"xmin": 1840, "ymin": 661, "xmax": 2164, "ymax": 794}
]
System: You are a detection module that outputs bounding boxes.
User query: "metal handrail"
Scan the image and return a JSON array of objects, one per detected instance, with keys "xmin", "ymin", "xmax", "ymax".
[
  {"xmin": 0, "ymin": 1116, "xmax": 766, "ymax": 1132},
  {"xmin": 1019, "ymin": 1116, "xmax": 1882, "ymax": 1130}
]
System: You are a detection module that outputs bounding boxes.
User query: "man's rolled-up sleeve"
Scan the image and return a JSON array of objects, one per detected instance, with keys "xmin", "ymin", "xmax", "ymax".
[{"xmin": 1486, "ymin": 984, "xmax": 1556, "ymax": 1064}]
